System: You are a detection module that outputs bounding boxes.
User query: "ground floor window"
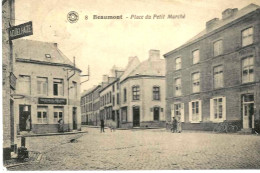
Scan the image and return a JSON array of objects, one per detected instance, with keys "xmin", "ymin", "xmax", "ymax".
[
  {"xmin": 189, "ymin": 100, "xmax": 201, "ymax": 122},
  {"xmin": 37, "ymin": 106, "xmax": 48, "ymax": 124},
  {"xmin": 210, "ymin": 97, "xmax": 226, "ymax": 122},
  {"xmin": 153, "ymin": 107, "xmax": 160, "ymax": 121},
  {"xmin": 54, "ymin": 107, "xmax": 63, "ymax": 123},
  {"xmin": 121, "ymin": 107, "xmax": 127, "ymax": 122}
]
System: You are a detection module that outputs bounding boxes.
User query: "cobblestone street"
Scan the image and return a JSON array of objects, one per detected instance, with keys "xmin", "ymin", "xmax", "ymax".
[{"xmin": 8, "ymin": 127, "xmax": 260, "ymax": 170}]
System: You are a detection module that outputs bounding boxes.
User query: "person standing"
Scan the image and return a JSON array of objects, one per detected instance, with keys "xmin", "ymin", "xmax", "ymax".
[
  {"xmin": 100, "ymin": 119, "xmax": 105, "ymax": 133},
  {"xmin": 171, "ymin": 117, "xmax": 177, "ymax": 133},
  {"xmin": 177, "ymin": 116, "xmax": 182, "ymax": 133},
  {"xmin": 58, "ymin": 118, "xmax": 64, "ymax": 133}
]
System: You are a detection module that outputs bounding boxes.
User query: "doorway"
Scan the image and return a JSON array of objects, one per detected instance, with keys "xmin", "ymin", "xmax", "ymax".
[
  {"xmin": 153, "ymin": 107, "xmax": 160, "ymax": 121},
  {"xmin": 133, "ymin": 106, "xmax": 140, "ymax": 127},
  {"xmin": 19, "ymin": 105, "xmax": 31, "ymax": 132},
  {"xmin": 73, "ymin": 107, "xmax": 77, "ymax": 130},
  {"xmin": 242, "ymin": 94, "xmax": 254, "ymax": 129},
  {"xmin": 117, "ymin": 110, "xmax": 120, "ymax": 128}
]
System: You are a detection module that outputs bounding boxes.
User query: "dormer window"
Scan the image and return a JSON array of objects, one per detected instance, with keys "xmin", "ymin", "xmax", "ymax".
[{"xmin": 45, "ymin": 54, "xmax": 51, "ymax": 58}]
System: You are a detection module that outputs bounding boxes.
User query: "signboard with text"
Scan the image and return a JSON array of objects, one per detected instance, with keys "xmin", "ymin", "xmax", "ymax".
[
  {"xmin": 38, "ymin": 98, "xmax": 67, "ymax": 105},
  {"xmin": 9, "ymin": 21, "xmax": 33, "ymax": 40}
]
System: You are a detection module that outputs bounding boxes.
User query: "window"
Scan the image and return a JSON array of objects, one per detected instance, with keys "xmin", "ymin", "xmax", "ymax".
[
  {"xmin": 121, "ymin": 107, "xmax": 127, "ymax": 122},
  {"xmin": 132, "ymin": 86, "xmax": 140, "ymax": 100},
  {"xmin": 213, "ymin": 40, "xmax": 223, "ymax": 56},
  {"xmin": 72, "ymin": 81, "xmax": 77, "ymax": 99},
  {"xmin": 189, "ymin": 100, "xmax": 201, "ymax": 122},
  {"xmin": 37, "ymin": 77, "xmax": 48, "ymax": 95},
  {"xmin": 45, "ymin": 54, "xmax": 51, "ymax": 58},
  {"xmin": 54, "ymin": 107, "xmax": 63, "ymax": 123},
  {"xmin": 192, "ymin": 72, "xmax": 200, "ymax": 93},
  {"xmin": 213, "ymin": 65, "xmax": 224, "ymax": 88},
  {"xmin": 18, "ymin": 75, "xmax": 31, "ymax": 95},
  {"xmin": 37, "ymin": 106, "xmax": 48, "ymax": 124},
  {"xmin": 153, "ymin": 86, "xmax": 160, "ymax": 100},
  {"xmin": 175, "ymin": 57, "xmax": 181, "ymax": 70},
  {"xmin": 172, "ymin": 103, "xmax": 185, "ymax": 122},
  {"xmin": 153, "ymin": 107, "xmax": 160, "ymax": 121},
  {"xmin": 210, "ymin": 97, "xmax": 226, "ymax": 122},
  {"xmin": 124, "ymin": 88, "xmax": 127, "ymax": 102},
  {"xmin": 174, "ymin": 104, "xmax": 181, "ymax": 118},
  {"xmin": 192, "ymin": 50, "xmax": 200, "ymax": 64},
  {"xmin": 242, "ymin": 27, "xmax": 253, "ymax": 47},
  {"xmin": 175, "ymin": 78, "xmax": 181, "ymax": 96},
  {"xmin": 112, "ymin": 111, "xmax": 115, "ymax": 121},
  {"xmin": 242, "ymin": 56, "xmax": 254, "ymax": 83},
  {"xmin": 112, "ymin": 85, "xmax": 115, "ymax": 92},
  {"xmin": 112, "ymin": 96, "xmax": 115, "ymax": 106},
  {"xmin": 53, "ymin": 78, "xmax": 64, "ymax": 96},
  {"xmin": 117, "ymin": 93, "xmax": 120, "ymax": 105}
]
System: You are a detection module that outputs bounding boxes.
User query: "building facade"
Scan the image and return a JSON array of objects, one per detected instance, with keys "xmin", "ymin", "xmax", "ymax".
[
  {"xmin": 13, "ymin": 39, "xmax": 82, "ymax": 136},
  {"xmin": 2, "ymin": 0, "xmax": 16, "ymax": 160},
  {"xmin": 164, "ymin": 4, "xmax": 260, "ymax": 132},
  {"xmin": 120, "ymin": 50, "xmax": 166, "ymax": 128}
]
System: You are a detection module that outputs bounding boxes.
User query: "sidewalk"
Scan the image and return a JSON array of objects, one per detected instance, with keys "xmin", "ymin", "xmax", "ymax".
[{"xmin": 17, "ymin": 130, "xmax": 88, "ymax": 138}]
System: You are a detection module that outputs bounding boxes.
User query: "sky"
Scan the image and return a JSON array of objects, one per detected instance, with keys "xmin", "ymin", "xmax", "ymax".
[{"xmin": 14, "ymin": 0, "xmax": 260, "ymax": 92}]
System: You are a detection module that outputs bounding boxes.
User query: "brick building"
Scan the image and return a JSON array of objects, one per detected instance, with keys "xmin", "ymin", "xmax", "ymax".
[
  {"xmin": 2, "ymin": 0, "xmax": 16, "ymax": 160},
  {"xmin": 13, "ymin": 39, "xmax": 82, "ymax": 136},
  {"xmin": 164, "ymin": 4, "xmax": 260, "ymax": 132}
]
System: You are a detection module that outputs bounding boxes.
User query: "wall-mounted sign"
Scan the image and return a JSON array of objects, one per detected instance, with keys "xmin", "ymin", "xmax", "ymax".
[
  {"xmin": 38, "ymin": 98, "xmax": 67, "ymax": 105},
  {"xmin": 9, "ymin": 21, "xmax": 33, "ymax": 40}
]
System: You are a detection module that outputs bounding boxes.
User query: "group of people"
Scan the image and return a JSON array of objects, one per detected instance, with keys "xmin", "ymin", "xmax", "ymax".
[{"xmin": 171, "ymin": 116, "xmax": 182, "ymax": 133}]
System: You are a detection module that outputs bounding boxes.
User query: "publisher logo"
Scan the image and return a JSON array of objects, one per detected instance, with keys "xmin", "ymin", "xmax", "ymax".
[{"xmin": 67, "ymin": 11, "xmax": 79, "ymax": 23}]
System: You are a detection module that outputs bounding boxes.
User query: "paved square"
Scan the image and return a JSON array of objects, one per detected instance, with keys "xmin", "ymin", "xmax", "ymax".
[{"xmin": 8, "ymin": 127, "xmax": 260, "ymax": 170}]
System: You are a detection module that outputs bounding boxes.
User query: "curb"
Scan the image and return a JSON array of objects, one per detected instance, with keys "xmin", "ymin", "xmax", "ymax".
[{"xmin": 17, "ymin": 131, "xmax": 88, "ymax": 138}]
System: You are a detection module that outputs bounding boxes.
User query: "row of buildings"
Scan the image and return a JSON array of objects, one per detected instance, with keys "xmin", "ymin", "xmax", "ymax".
[
  {"xmin": 81, "ymin": 50, "xmax": 166, "ymax": 128},
  {"xmin": 81, "ymin": 3, "xmax": 260, "ymax": 133},
  {"xmin": 2, "ymin": 0, "xmax": 82, "ymax": 159}
]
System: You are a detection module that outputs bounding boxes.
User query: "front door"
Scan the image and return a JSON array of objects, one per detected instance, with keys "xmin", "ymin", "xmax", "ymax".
[
  {"xmin": 117, "ymin": 110, "xmax": 120, "ymax": 128},
  {"xmin": 73, "ymin": 107, "xmax": 77, "ymax": 130},
  {"xmin": 133, "ymin": 106, "xmax": 140, "ymax": 127},
  {"xmin": 242, "ymin": 94, "xmax": 254, "ymax": 129},
  {"xmin": 19, "ymin": 105, "xmax": 31, "ymax": 132},
  {"xmin": 154, "ymin": 107, "xmax": 160, "ymax": 121}
]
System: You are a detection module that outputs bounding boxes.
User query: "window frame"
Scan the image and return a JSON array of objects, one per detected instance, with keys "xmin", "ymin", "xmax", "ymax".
[
  {"xmin": 192, "ymin": 49, "xmax": 200, "ymax": 64},
  {"xmin": 175, "ymin": 77, "xmax": 182, "ymax": 96},
  {"xmin": 241, "ymin": 27, "xmax": 253, "ymax": 47},
  {"xmin": 132, "ymin": 85, "xmax": 140, "ymax": 101},
  {"xmin": 175, "ymin": 57, "xmax": 182, "ymax": 70},
  {"xmin": 53, "ymin": 78, "xmax": 64, "ymax": 96},
  {"xmin": 213, "ymin": 39, "xmax": 223, "ymax": 57},
  {"xmin": 37, "ymin": 106, "xmax": 48, "ymax": 124},
  {"xmin": 152, "ymin": 86, "xmax": 160, "ymax": 101},
  {"xmin": 242, "ymin": 56, "xmax": 254, "ymax": 84},
  {"xmin": 213, "ymin": 65, "xmax": 224, "ymax": 89},
  {"xmin": 191, "ymin": 72, "xmax": 200, "ymax": 93}
]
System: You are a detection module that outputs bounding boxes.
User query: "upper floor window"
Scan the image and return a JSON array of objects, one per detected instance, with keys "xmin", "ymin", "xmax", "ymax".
[
  {"xmin": 175, "ymin": 78, "xmax": 182, "ymax": 96},
  {"xmin": 242, "ymin": 56, "xmax": 254, "ymax": 83},
  {"xmin": 132, "ymin": 86, "xmax": 140, "ymax": 100},
  {"xmin": 72, "ymin": 81, "xmax": 77, "ymax": 99},
  {"xmin": 112, "ymin": 96, "xmax": 115, "ymax": 106},
  {"xmin": 117, "ymin": 93, "xmax": 120, "ymax": 105},
  {"xmin": 213, "ymin": 65, "xmax": 224, "ymax": 89},
  {"xmin": 18, "ymin": 75, "xmax": 31, "ymax": 95},
  {"xmin": 37, "ymin": 77, "xmax": 48, "ymax": 95},
  {"xmin": 213, "ymin": 40, "xmax": 223, "ymax": 56},
  {"xmin": 53, "ymin": 78, "xmax": 64, "ymax": 96},
  {"xmin": 192, "ymin": 72, "xmax": 200, "ymax": 93},
  {"xmin": 112, "ymin": 85, "xmax": 115, "ymax": 92},
  {"xmin": 175, "ymin": 57, "xmax": 181, "ymax": 70},
  {"xmin": 242, "ymin": 27, "xmax": 253, "ymax": 47},
  {"xmin": 192, "ymin": 50, "xmax": 200, "ymax": 64},
  {"xmin": 153, "ymin": 86, "xmax": 160, "ymax": 100},
  {"xmin": 123, "ymin": 88, "xmax": 127, "ymax": 102}
]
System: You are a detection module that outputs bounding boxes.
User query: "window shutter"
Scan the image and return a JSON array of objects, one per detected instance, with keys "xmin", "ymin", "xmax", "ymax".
[
  {"xmin": 199, "ymin": 100, "xmax": 202, "ymax": 122},
  {"xmin": 223, "ymin": 97, "xmax": 226, "ymax": 121},
  {"xmin": 171, "ymin": 104, "xmax": 175, "ymax": 118},
  {"xmin": 189, "ymin": 102, "xmax": 192, "ymax": 122},
  {"xmin": 210, "ymin": 99, "xmax": 214, "ymax": 121},
  {"xmin": 181, "ymin": 103, "xmax": 185, "ymax": 122}
]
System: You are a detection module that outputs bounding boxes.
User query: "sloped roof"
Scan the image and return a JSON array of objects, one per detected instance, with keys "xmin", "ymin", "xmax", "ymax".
[
  {"xmin": 128, "ymin": 58, "xmax": 165, "ymax": 77},
  {"xmin": 13, "ymin": 39, "xmax": 78, "ymax": 68},
  {"xmin": 165, "ymin": 3, "xmax": 260, "ymax": 56}
]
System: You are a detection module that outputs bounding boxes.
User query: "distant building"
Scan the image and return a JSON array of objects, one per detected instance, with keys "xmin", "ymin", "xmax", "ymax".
[
  {"xmin": 81, "ymin": 50, "xmax": 166, "ymax": 129},
  {"xmin": 81, "ymin": 85, "xmax": 101, "ymax": 126},
  {"xmin": 164, "ymin": 4, "xmax": 260, "ymax": 132},
  {"xmin": 13, "ymin": 39, "xmax": 82, "ymax": 136}
]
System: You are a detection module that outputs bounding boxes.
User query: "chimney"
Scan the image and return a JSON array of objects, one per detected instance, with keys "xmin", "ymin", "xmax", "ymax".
[
  {"xmin": 102, "ymin": 75, "xmax": 108, "ymax": 83},
  {"xmin": 206, "ymin": 18, "xmax": 219, "ymax": 31},
  {"xmin": 148, "ymin": 49, "xmax": 160, "ymax": 61},
  {"xmin": 222, "ymin": 8, "xmax": 238, "ymax": 20},
  {"xmin": 54, "ymin": 43, "xmax": 58, "ymax": 47}
]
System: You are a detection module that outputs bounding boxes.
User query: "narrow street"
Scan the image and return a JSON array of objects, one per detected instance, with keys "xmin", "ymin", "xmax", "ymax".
[{"xmin": 8, "ymin": 127, "xmax": 260, "ymax": 170}]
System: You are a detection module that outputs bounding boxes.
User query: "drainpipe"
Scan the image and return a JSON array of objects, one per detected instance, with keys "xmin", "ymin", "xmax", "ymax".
[{"xmin": 67, "ymin": 57, "xmax": 76, "ymax": 131}]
